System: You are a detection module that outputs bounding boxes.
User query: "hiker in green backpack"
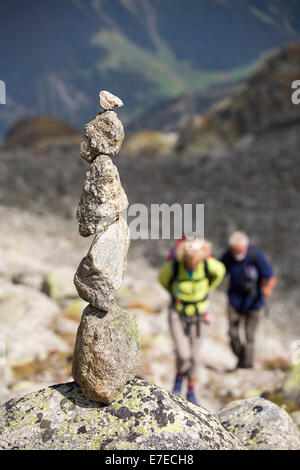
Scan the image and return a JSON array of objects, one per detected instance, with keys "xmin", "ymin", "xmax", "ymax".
[{"xmin": 158, "ymin": 237, "xmax": 226, "ymax": 405}]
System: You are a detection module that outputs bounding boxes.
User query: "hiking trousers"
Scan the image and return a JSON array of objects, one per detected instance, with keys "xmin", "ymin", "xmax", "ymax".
[
  {"xmin": 168, "ymin": 308, "xmax": 202, "ymax": 380},
  {"xmin": 228, "ymin": 305, "xmax": 261, "ymax": 368}
]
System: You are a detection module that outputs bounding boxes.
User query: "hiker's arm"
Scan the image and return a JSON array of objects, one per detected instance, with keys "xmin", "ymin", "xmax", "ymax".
[
  {"xmin": 158, "ymin": 262, "xmax": 173, "ymax": 293},
  {"xmin": 207, "ymin": 258, "xmax": 226, "ymax": 291},
  {"xmin": 256, "ymin": 250, "xmax": 276, "ymax": 297},
  {"xmin": 262, "ymin": 276, "xmax": 277, "ymax": 298}
]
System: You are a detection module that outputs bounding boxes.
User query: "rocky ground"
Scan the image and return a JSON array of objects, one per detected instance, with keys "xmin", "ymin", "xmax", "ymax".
[
  {"xmin": 0, "ymin": 119, "xmax": 299, "ymax": 440},
  {"xmin": 0, "ymin": 210, "xmax": 298, "ymax": 420}
]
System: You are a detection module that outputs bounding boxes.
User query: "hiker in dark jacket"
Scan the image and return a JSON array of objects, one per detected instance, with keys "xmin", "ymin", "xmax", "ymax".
[
  {"xmin": 159, "ymin": 238, "xmax": 225, "ymax": 404},
  {"xmin": 221, "ymin": 231, "xmax": 276, "ymax": 369}
]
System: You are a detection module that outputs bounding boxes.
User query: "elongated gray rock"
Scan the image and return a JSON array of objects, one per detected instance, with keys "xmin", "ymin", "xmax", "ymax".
[
  {"xmin": 218, "ymin": 396, "xmax": 300, "ymax": 450},
  {"xmin": 100, "ymin": 90, "xmax": 123, "ymax": 111},
  {"xmin": 0, "ymin": 379, "xmax": 244, "ymax": 450},
  {"xmin": 72, "ymin": 304, "xmax": 141, "ymax": 404},
  {"xmin": 80, "ymin": 111, "xmax": 124, "ymax": 163},
  {"xmin": 76, "ymin": 154, "xmax": 128, "ymax": 237},
  {"xmin": 74, "ymin": 216, "xmax": 130, "ymax": 311}
]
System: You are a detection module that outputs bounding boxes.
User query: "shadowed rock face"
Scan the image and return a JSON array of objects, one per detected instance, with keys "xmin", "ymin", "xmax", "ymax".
[
  {"xmin": 218, "ymin": 396, "xmax": 300, "ymax": 450},
  {"xmin": 0, "ymin": 379, "xmax": 244, "ymax": 450}
]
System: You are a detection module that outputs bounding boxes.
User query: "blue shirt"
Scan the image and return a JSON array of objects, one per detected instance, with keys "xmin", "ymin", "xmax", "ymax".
[{"xmin": 220, "ymin": 247, "xmax": 274, "ymax": 313}]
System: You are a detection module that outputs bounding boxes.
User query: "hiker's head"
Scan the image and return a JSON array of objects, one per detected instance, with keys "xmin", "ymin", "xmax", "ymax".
[
  {"xmin": 177, "ymin": 238, "xmax": 212, "ymax": 270},
  {"xmin": 229, "ymin": 231, "xmax": 249, "ymax": 261}
]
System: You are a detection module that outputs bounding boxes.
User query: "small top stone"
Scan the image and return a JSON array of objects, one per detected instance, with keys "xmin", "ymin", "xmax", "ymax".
[{"xmin": 99, "ymin": 90, "xmax": 123, "ymax": 111}]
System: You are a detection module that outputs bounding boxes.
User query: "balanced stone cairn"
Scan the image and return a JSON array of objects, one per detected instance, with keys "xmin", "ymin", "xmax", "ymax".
[{"xmin": 72, "ymin": 91, "xmax": 142, "ymax": 404}]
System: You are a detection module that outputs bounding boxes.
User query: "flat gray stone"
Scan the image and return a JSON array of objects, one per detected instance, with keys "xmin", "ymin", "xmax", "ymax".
[
  {"xmin": 80, "ymin": 111, "xmax": 124, "ymax": 163},
  {"xmin": 72, "ymin": 304, "xmax": 142, "ymax": 403},
  {"xmin": 76, "ymin": 155, "xmax": 128, "ymax": 238},
  {"xmin": 74, "ymin": 217, "xmax": 130, "ymax": 311}
]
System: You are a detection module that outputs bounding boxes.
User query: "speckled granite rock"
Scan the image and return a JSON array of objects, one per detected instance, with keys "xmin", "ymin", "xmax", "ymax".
[
  {"xmin": 72, "ymin": 304, "xmax": 141, "ymax": 404},
  {"xmin": 76, "ymin": 154, "xmax": 128, "ymax": 238},
  {"xmin": 218, "ymin": 396, "xmax": 300, "ymax": 450},
  {"xmin": 0, "ymin": 379, "xmax": 244, "ymax": 450},
  {"xmin": 80, "ymin": 111, "xmax": 124, "ymax": 163},
  {"xmin": 74, "ymin": 217, "xmax": 130, "ymax": 311}
]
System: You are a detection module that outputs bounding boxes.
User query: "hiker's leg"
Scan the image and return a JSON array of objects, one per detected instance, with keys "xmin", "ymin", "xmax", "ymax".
[
  {"xmin": 244, "ymin": 309, "xmax": 261, "ymax": 368},
  {"xmin": 189, "ymin": 320, "xmax": 202, "ymax": 380},
  {"xmin": 168, "ymin": 309, "xmax": 192, "ymax": 376},
  {"xmin": 228, "ymin": 305, "xmax": 243, "ymax": 361},
  {"xmin": 186, "ymin": 320, "xmax": 202, "ymax": 405}
]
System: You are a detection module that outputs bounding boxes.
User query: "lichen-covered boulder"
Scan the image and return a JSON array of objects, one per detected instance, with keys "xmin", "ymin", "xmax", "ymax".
[
  {"xmin": 282, "ymin": 363, "xmax": 300, "ymax": 408},
  {"xmin": 76, "ymin": 154, "xmax": 128, "ymax": 238},
  {"xmin": 80, "ymin": 111, "xmax": 124, "ymax": 163},
  {"xmin": 72, "ymin": 304, "xmax": 142, "ymax": 403},
  {"xmin": 74, "ymin": 217, "xmax": 130, "ymax": 311},
  {"xmin": 0, "ymin": 379, "xmax": 244, "ymax": 450},
  {"xmin": 218, "ymin": 396, "xmax": 300, "ymax": 450}
]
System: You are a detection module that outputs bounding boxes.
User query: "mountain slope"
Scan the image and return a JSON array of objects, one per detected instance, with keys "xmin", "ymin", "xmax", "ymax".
[
  {"xmin": 177, "ymin": 41, "xmax": 300, "ymax": 154},
  {"xmin": 0, "ymin": 0, "xmax": 300, "ymax": 137}
]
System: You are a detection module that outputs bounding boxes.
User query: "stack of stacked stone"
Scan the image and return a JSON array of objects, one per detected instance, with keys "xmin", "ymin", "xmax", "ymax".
[{"xmin": 72, "ymin": 91, "xmax": 142, "ymax": 404}]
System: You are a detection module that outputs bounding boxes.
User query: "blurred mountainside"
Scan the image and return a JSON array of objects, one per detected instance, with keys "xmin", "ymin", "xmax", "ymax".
[
  {"xmin": 177, "ymin": 41, "xmax": 300, "ymax": 154},
  {"xmin": 1, "ymin": 0, "xmax": 300, "ymax": 137},
  {"xmin": 127, "ymin": 83, "xmax": 239, "ymax": 133}
]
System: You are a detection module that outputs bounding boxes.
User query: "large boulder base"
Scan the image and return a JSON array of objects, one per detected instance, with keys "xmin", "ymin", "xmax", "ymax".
[
  {"xmin": 0, "ymin": 379, "xmax": 244, "ymax": 450},
  {"xmin": 72, "ymin": 304, "xmax": 142, "ymax": 403},
  {"xmin": 74, "ymin": 217, "xmax": 130, "ymax": 311},
  {"xmin": 218, "ymin": 396, "xmax": 300, "ymax": 450}
]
